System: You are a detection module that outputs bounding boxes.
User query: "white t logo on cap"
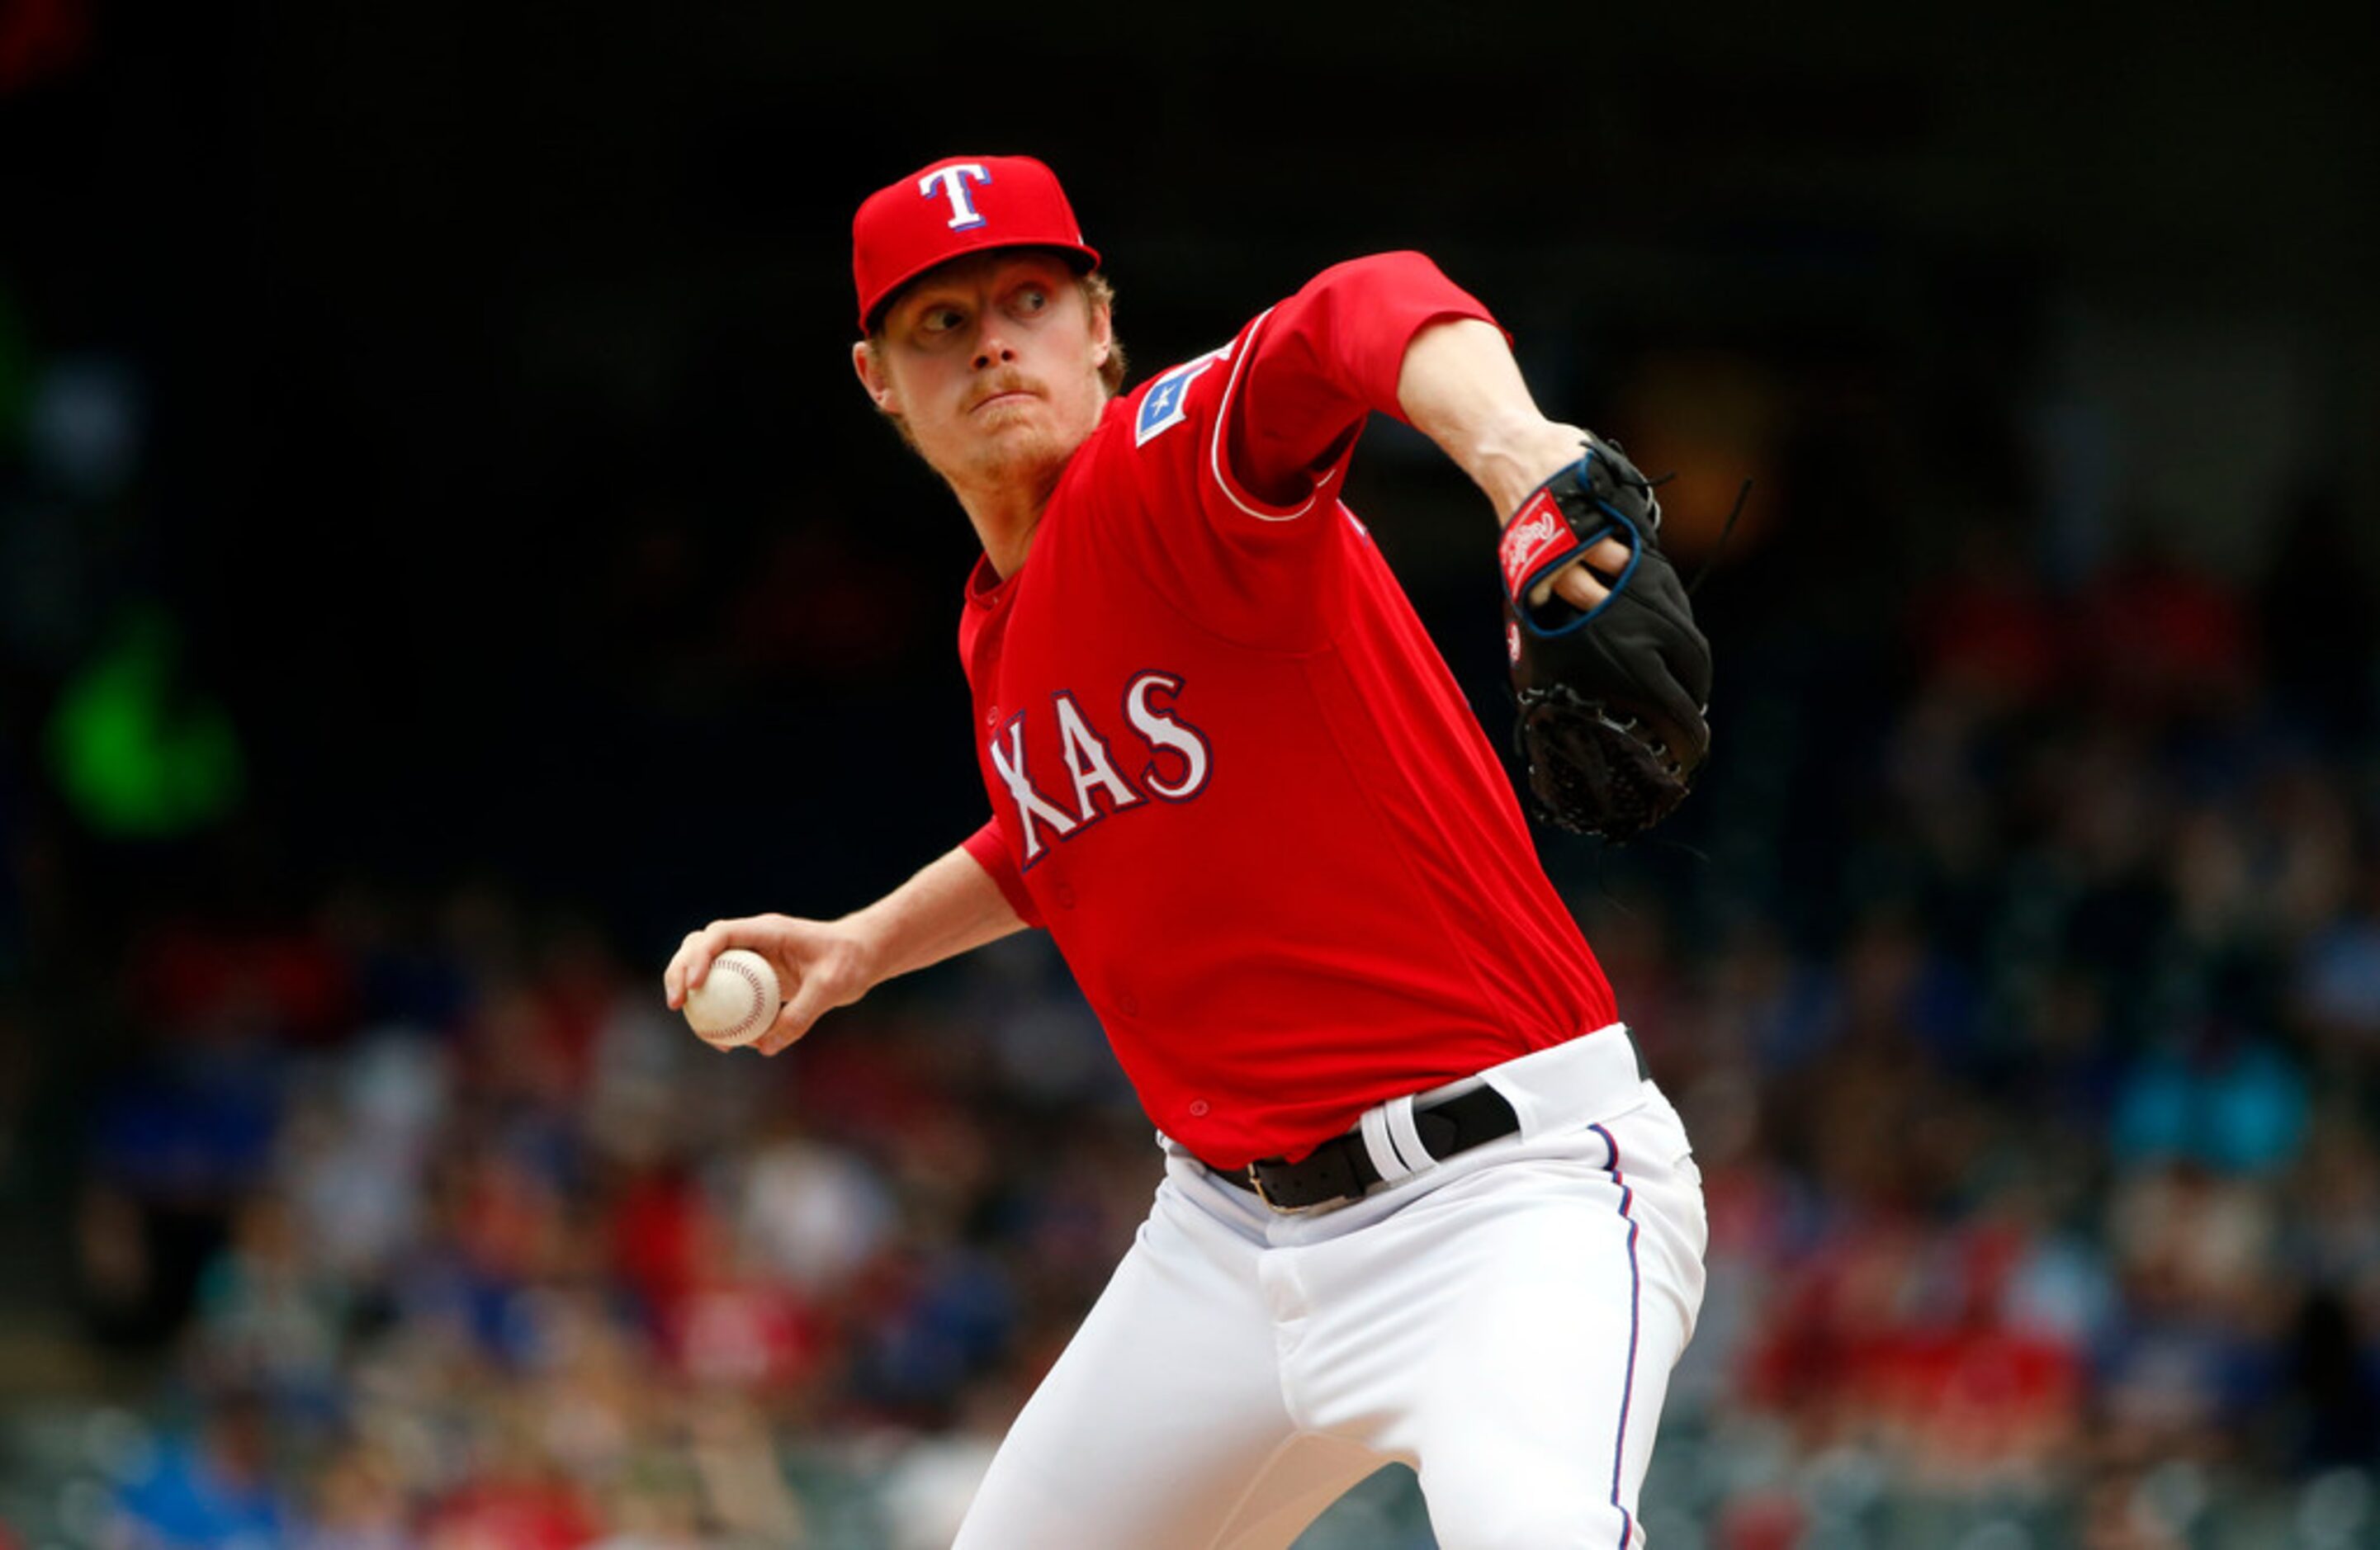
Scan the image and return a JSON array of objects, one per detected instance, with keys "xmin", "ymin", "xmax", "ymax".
[{"xmin": 919, "ymin": 163, "xmax": 992, "ymax": 231}]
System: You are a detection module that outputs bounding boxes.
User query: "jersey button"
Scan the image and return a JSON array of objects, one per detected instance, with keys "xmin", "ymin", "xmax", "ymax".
[
  {"xmin": 1118, "ymin": 990, "xmax": 1141, "ymax": 1016},
  {"xmin": 1188, "ymin": 1099, "xmax": 1210, "ymax": 1118},
  {"xmin": 1053, "ymin": 883, "xmax": 1076, "ymax": 909}
]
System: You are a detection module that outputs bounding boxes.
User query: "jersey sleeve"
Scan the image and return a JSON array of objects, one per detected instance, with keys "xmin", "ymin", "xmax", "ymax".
[
  {"xmin": 1217, "ymin": 252, "xmax": 1500, "ymax": 515},
  {"xmin": 961, "ymin": 818, "xmax": 1044, "ymax": 929},
  {"xmin": 1091, "ymin": 252, "xmax": 1501, "ymax": 650}
]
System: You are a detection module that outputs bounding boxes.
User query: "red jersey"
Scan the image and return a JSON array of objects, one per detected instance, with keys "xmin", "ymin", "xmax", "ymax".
[{"xmin": 955, "ymin": 253, "xmax": 1615, "ymax": 1167}]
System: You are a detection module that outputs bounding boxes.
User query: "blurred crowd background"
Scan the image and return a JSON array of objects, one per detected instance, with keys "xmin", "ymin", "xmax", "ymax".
[{"xmin": 4, "ymin": 2, "xmax": 2378, "ymax": 1547}]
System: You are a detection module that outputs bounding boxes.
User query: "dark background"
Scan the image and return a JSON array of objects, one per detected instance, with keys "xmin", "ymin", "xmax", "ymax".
[{"xmin": 10, "ymin": 0, "xmax": 2374, "ymax": 946}]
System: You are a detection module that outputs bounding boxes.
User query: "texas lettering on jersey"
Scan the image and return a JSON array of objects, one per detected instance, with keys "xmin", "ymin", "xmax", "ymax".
[
  {"xmin": 989, "ymin": 670, "xmax": 1214, "ymax": 867},
  {"xmin": 955, "ymin": 253, "xmax": 1618, "ymax": 1165}
]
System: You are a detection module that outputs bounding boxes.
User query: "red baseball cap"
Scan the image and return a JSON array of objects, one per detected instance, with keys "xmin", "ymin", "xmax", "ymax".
[{"xmin": 852, "ymin": 154, "xmax": 1101, "ymax": 334}]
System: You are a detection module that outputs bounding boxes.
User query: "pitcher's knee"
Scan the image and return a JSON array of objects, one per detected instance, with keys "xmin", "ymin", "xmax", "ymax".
[{"xmin": 1421, "ymin": 1467, "xmax": 1636, "ymax": 1550}]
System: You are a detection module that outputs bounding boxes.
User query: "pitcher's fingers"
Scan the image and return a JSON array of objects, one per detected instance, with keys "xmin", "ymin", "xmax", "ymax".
[
  {"xmin": 663, "ymin": 938, "xmax": 693, "ymax": 1008},
  {"xmin": 755, "ymin": 979, "xmax": 828, "ymax": 1057},
  {"xmin": 665, "ymin": 928, "xmax": 722, "ymax": 1009},
  {"xmin": 1526, "ymin": 536, "xmax": 1635, "ymax": 612},
  {"xmin": 1585, "ymin": 535, "xmax": 1631, "ymax": 573},
  {"xmin": 1552, "ymin": 565, "xmax": 1610, "ymax": 612}
]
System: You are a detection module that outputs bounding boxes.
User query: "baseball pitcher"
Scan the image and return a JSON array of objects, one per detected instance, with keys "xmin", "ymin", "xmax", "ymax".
[{"xmin": 667, "ymin": 154, "xmax": 1710, "ymax": 1548}]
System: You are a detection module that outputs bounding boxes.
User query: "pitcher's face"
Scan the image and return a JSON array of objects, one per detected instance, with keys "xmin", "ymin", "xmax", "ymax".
[{"xmin": 854, "ymin": 250, "xmax": 1114, "ymax": 494}]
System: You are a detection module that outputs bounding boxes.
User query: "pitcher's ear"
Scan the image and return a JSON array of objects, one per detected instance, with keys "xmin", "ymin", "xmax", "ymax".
[{"xmin": 853, "ymin": 340, "xmax": 899, "ymax": 412}]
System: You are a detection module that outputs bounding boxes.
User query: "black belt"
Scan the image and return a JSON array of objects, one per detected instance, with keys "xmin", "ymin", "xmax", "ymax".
[{"xmin": 1213, "ymin": 1030, "xmax": 1649, "ymax": 1212}]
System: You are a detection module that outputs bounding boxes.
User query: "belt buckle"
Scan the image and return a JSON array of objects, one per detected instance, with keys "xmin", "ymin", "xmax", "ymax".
[
  {"xmin": 1246, "ymin": 1166, "xmax": 1298, "ymax": 1214},
  {"xmin": 1245, "ymin": 1165, "xmax": 1339, "ymax": 1217}
]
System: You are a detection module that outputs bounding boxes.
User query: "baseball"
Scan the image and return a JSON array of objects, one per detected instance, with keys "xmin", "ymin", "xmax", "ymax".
[{"xmin": 684, "ymin": 948, "xmax": 781, "ymax": 1047}]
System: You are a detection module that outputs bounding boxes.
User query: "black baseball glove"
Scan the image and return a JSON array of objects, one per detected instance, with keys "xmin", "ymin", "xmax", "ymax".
[{"xmin": 1497, "ymin": 435, "xmax": 1712, "ymax": 841}]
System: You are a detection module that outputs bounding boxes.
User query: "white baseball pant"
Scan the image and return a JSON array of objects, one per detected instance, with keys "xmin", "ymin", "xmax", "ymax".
[{"xmin": 953, "ymin": 1026, "xmax": 1708, "ymax": 1550}]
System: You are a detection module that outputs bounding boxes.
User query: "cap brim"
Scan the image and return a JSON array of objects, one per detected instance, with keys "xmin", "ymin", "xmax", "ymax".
[{"xmin": 859, "ymin": 241, "xmax": 1102, "ymax": 336}]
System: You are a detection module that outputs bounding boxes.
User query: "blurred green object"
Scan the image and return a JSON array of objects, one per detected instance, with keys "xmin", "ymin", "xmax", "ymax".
[{"xmin": 45, "ymin": 606, "xmax": 243, "ymax": 838}]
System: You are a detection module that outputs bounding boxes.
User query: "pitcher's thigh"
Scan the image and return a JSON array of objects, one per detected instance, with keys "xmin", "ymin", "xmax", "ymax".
[
  {"xmin": 1403, "ymin": 1165, "xmax": 1697, "ymax": 1549},
  {"xmin": 957, "ymin": 1207, "xmax": 1371, "ymax": 1550}
]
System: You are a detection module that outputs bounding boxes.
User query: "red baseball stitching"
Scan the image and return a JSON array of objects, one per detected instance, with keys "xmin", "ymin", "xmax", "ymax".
[{"xmin": 707, "ymin": 955, "xmax": 772, "ymax": 1043}]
